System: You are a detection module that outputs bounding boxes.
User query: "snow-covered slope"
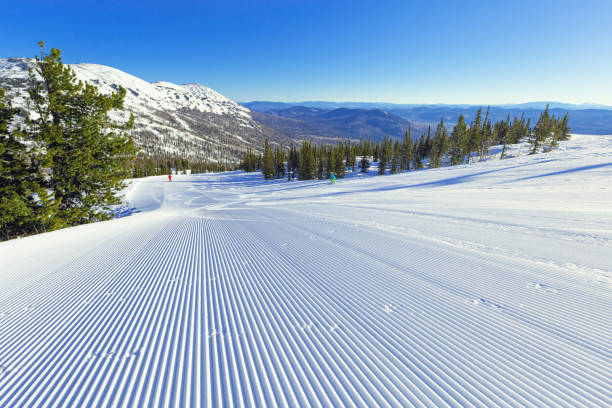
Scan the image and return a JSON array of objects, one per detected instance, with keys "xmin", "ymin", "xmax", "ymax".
[
  {"xmin": 0, "ymin": 135, "xmax": 611, "ymax": 407},
  {"xmin": 0, "ymin": 58, "xmax": 282, "ymax": 161}
]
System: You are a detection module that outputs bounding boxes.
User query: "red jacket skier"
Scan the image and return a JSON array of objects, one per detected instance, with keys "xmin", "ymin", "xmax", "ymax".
[{"xmin": 168, "ymin": 173, "xmax": 172, "ymax": 182}]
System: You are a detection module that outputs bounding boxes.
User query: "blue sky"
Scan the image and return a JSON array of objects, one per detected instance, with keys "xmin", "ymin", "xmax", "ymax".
[{"xmin": 1, "ymin": 0, "xmax": 611, "ymax": 104}]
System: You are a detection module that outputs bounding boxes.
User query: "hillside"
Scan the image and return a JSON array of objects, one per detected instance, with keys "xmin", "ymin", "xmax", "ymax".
[
  {"xmin": 244, "ymin": 101, "xmax": 612, "ymax": 135},
  {"xmin": 251, "ymin": 106, "xmax": 425, "ymax": 143},
  {"xmin": 0, "ymin": 58, "xmax": 287, "ymax": 162},
  {"xmin": 0, "ymin": 134, "xmax": 610, "ymax": 407}
]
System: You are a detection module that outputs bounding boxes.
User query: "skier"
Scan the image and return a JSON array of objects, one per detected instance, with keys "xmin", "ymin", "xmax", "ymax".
[
  {"xmin": 330, "ymin": 172, "xmax": 335, "ymax": 184},
  {"xmin": 168, "ymin": 173, "xmax": 172, "ymax": 182}
]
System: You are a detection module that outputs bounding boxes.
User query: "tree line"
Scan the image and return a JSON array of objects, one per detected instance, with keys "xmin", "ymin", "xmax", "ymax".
[
  {"xmin": 128, "ymin": 155, "xmax": 237, "ymax": 178},
  {"xmin": 243, "ymin": 106, "xmax": 570, "ymax": 181}
]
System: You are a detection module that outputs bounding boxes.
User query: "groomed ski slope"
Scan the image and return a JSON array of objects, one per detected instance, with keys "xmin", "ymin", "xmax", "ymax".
[{"xmin": 1, "ymin": 135, "xmax": 611, "ymax": 407}]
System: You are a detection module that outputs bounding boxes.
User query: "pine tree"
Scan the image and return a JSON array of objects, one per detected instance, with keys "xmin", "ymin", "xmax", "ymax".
[
  {"xmin": 449, "ymin": 115, "xmax": 467, "ymax": 166},
  {"xmin": 25, "ymin": 42, "xmax": 135, "ymax": 227},
  {"xmin": 430, "ymin": 118, "xmax": 448, "ymax": 168},
  {"xmin": 378, "ymin": 136, "xmax": 392, "ymax": 175},
  {"xmin": 316, "ymin": 146, "xmax": 325, "ymax": 179},
  {"xmin": 466, "ymin": 107, "xmax": 482, "ymax": 163},
  {"xmin": 273, "ymin": 146, "xmax": 286, "ymax": 178},
  {"xmin": 360, "ymin": 155, "xmax": 370, "ymax": 172},
  {"xmin": 530, "ymin": 105, "xmax": 552, "ymax": 154},
  {"xmin": 547, "ymin": 112, "xmax": 570, "ymax": 151},
  {"xmin": 298, "ymin": 141, "xmax": 316, "ymax": 180},
  {"xmin": 0, "ymin": 88, "xmax": 44, "ymax": 239},
  {"xmin": 499, "ymin": 116, "xmax": 511, "ymax": 160},
  {"xmin": 390, "ymin": 139, "xmax": 401, "ymax": 174},
  {"xmin": 373, "ymin": 142, "xmax": 380, "ymax": 162},
  {"xmin": 326, "ymin": 146, "xmax": 336, "ymax": 179},
  {"xmin": 400, "ymin": 127, "xmax": 412, "ymax": 171},
  {"xmin": 413, "ymin": 136, "xmax": 424, "ymax": 169},
  {"xmin": 477, "ymin": 106, "xmax": 491, "ymax": 161},
  {"xmin": 241, "ymin": 149, "xmax": 257, "ymax": 172},
  {"xmin": 262, "ymin": 139, "xmax": 274, "ymax": 179},
  {"xmin": 334, "ymin": 141, "xmax": 345, "ymax": 178}
]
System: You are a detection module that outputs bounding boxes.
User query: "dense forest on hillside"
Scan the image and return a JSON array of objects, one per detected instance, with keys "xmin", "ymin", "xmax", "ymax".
[{"xmin": 244, "ymin": 106, "xmax": 570, "ymax": 181}]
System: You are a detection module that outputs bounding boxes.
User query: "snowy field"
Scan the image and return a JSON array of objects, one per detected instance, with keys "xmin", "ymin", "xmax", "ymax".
[{"xmin": 1, "ymin": 135, "xmax": 611, "ymax": 407}]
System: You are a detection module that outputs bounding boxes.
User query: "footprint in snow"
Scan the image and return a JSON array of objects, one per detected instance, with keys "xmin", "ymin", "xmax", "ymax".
[
  {"xmin": 383, "ymin": 304, "xmax": 396, "ymax": 314},
  {"xmin": 472, "ymin": 298, "xmax": 504, "ymax": 312},
  {"xmin": 526, "ymin": 282, "xmax": 559, "ymax": 293}
]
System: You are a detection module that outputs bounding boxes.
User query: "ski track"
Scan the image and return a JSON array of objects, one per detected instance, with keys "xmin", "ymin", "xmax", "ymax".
[{"xmin": 1, "ymin": 135, "xmax": 611, "ymax": 407}]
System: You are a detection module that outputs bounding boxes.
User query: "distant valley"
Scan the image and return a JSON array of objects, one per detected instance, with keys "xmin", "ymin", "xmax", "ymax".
[{"xmin": 244, "ymin": 101, "xmax": 612, "ymax": 135}]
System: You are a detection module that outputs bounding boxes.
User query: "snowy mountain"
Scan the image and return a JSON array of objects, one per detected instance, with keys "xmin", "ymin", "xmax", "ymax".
[
  {"xmin": 1, "ymin": 134, "xmax": 611, "ymax": 406},
  {"xmin": 0, "ymin": 58, "xmax": 286, "ymax": 162}
]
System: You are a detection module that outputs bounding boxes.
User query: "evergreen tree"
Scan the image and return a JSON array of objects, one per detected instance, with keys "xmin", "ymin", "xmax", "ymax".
[
  {"xmin": 261, "ymin": 139, "xmax": 274, "ymax": 179},
  {"xmin": 25, "ymin": 42, "xmax": 135, "ymax": 227},
  {"xmin": 530, "ymin": 105, "xmax": 552, "ymax": 154},
  {"xmin": 298, "ymin": 141, "xmax": 316, "ymax": 180},
  {"xmin": 273, "ymin": 146, "xmax": 286, "ymax": 178},
  {"xmin": 449, "ymin": 115, "xmax": 468, "ymax": 166},
  {"xmin": 400, "ymin": 127, "xmax": 412, "ymax": 171},
  {"xmin": 360, "ymin": 154, "xmax": 370, "ymax": 173},
  {"xmin": 316, "ymin": 146, "xmax": 325, "ymax": 179},
  {"xmin": 499, "ymin": 116, "xmax": 511, "ymax": 160},
  {"xmin": 334, "ymin": 141, "xmax": 346, "ymax": 178},
  {"xmin": 373, "ymin": 142, "xmax": 380, "ymax": 162},
  {"xmin": 325, "ymin": 146, "xmax": 336, "ymax": 179},
  {"xmin": 378, "ymin": 136, "xmax": 392, "ymax": 175},
  {"xmin": 241, "ymin": 149, "xmax": 258, "ymax": 172},
  {"xmin": 547, "ymin": 112, "xmax": 570, "ymax": 151},
  {"xmin": 430, "ymin": 118, "xmax": 448, "ymax": 168},
  {"xmin": 466, "ymin": 107, "xmax": 482, "ymax": 163},
  {"xmin": 477, "ymin": 106, "xmax": 491, "ymax": 161},
  {"xmin": 0, "ymin": 88, "xmax": 47, "ymax": 240},
  {"xmin": 390, "ymin": 139, "xmax": 401, "ymax": 174},
  {"xmin": 415, "ymin": 134, "xmax": 427, "ymax": 169}
]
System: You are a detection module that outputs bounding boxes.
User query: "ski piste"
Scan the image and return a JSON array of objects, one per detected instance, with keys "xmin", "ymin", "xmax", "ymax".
[{"xmin": 0, "ymin": 134, "xmax": 610, "ymax": 407}]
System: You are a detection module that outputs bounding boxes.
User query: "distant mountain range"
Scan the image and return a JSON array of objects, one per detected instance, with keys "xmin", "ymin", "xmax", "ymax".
[
  {"xmin": 244, "ymin": 101, "xmax": 612, "ymax": 135},
  {"xmin": 2, "ymin": 56, "xmax": 609, "ymax": 165},
  {"xmin": 250, "ymin": 106, "xmax": 425, "ymax": 143}
]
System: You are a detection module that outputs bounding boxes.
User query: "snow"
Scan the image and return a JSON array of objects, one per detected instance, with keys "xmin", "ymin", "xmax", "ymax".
[
  {"xmin": 0, "ymin": 58, "xmax": 259, "ymax": 160},
  {"xmin": 1, "ymin": 135, "xmax": 611, "ymax": 407}
]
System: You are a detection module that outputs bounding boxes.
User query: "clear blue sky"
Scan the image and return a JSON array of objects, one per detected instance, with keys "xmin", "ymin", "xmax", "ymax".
[{"xmin": 1, "ymin": 0, "xmax": 611, "ymax": 104}]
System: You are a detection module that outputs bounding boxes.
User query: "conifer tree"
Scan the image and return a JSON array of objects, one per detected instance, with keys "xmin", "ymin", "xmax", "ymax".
[
  {"xmin": 298, "ymin": 141, "xmax": 316, "ymax": 180},
  {"xmin": 413, "ymin": 135, "xmax": 425, "ymax": 169},
  {"xmin": 448, "ymin": 115, "xmax": 468, "ymax": 165},
  {"xmin": 377, "ymin": 136, "xmax": 392, "ymax": 175},
  {"xmin": 477, "ymin": 106, "xmax": 491, "ymax": 161},
  {"xmin": 316, "ymin": 146, "xmax": 325, "ymax": 179},
  {"xmin": 25, "ymin": 42, "xmax": 135, "ymax": 227},
  {"xmin": 530, "ymin": 105, "xmax": 552, "ymax": 154},
  {"xmin": 0, "ymin": 88, "xmax": 46, "ymax": 239},
  {"xmin": 273, "ymin": 146, "xmax": 286, "ymax": 178},
  {"xmin": 262, "ymin": 139, "xmax": 274, "ymax": 179},
  {"xmin": 499, "ymin": 116, "xmax": 511, "ymax": 160},
  {"xmin": 547, "ymin": 112, "xmax": 570, "ymax": 151},
  {"xmin": 390, "ymin": 139, "xmax": 401, "ymax": 174},
  {"xmin": 400, "ymin": 127, "xmax": 412, "ymax": 171},
  {"xmin": 334, "ymin": 141, "xmax": 345, "ymax": 178},
  {"xmin": 373, "ymin": 142, "xmax": 380, "ymax": 162},
  {"xmin": 360, "ymin": 154, "xmax": 370, "ymax": 173},
  {"xmin": 430, "ymin": 118, "xmax": 448, "ymax": 168},
  {"xmin": 241, "ymin": 149, "xmax": 258, "ymax": 172},
  {"xmin": 325, "ymin": 146, "xmax": 336, "ymax": 179}
]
